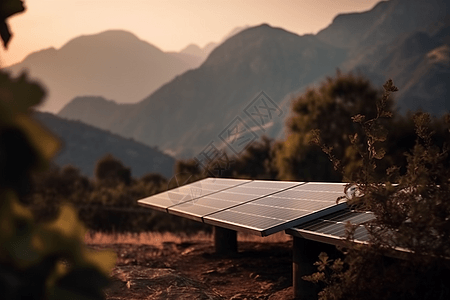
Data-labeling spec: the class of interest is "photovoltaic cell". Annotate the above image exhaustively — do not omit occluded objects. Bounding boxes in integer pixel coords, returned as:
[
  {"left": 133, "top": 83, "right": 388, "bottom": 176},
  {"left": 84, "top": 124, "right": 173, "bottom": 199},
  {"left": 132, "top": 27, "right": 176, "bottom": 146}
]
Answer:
[
  {"left": 168, "top": 179, "right": 303, "bottom": 222},
  {"left": 290, "top": 182, "right": 346, "bottom": 192},
  {"left": 202, "top": 192, "right": 257, "bottom": 202},
  {"left": 137, "top": 177, "right": 251, "bottom": 212},
  {"left": 285, "top": 209, "right": 375, "bottom": 244},
  {"left": 168, "top": 196, "right": 246, "bottom": 221}
]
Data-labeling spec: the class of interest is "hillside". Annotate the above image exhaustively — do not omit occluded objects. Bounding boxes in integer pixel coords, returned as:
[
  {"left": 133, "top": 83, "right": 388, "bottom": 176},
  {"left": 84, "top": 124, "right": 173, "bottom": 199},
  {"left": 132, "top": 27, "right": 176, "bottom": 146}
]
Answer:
[
  {"left": 317, "top": 0, "right": 450, "bottom": 114},
  {"left": 3, "top": 30, "right": 201, "bottom": 113},
  {"left": 35, "top": 111, "right": 175, "bottom": 178},
  {"left": 366, "top": 27, "right": 450, "bottom": 114},
  {"left": 59, "top": 24, "right": 347, "bottom": 158},
  {"left": 59, "top": 0, "right": 449, "bottom": 158}
]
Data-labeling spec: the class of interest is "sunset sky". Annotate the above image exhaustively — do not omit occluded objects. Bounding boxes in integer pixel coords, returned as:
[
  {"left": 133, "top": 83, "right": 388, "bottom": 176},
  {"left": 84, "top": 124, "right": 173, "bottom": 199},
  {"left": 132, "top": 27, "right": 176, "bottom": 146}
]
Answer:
[{"left": 0, "top": 0, "right": 382, "bottom": 67}]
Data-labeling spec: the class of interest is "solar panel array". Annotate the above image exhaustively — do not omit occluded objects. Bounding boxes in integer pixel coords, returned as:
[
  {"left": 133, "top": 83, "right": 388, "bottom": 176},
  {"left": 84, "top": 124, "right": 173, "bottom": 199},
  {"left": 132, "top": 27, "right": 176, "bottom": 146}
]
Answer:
[
  {"left": 285, "top": 209, "right": 375, "bottom": 245},
  {"left": 138, "top": 178, "right": 350, "bottom": 236}
]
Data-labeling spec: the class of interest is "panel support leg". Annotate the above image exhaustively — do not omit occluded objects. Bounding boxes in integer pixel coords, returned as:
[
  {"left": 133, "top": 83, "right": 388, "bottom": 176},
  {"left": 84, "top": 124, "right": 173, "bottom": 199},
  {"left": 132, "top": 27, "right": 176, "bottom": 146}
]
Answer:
[
  {"left": 213, "top": 226, "right": 237, "bottom": 255},
  {"left": 293, "top": 236, "right": 323, "bottom": 299}
]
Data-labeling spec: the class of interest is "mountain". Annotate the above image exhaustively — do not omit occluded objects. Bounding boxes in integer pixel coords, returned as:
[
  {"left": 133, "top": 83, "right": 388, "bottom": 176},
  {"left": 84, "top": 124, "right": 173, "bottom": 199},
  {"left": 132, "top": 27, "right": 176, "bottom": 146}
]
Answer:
[
  {"left": 167, "top": 51, "right": 205, "bottom": 69},
  {"left": 363, "top": 27, "right": 450, "bottom": 114},
  {"left": 317, "top": 0, "right": 450, "bottom": 114},
  {"left": 178, "top": 26, "right": 251, "bottom": 61},
  {"left": 3, "top": 26, "right": 252, "bottom": 114},
  {"left": 3, "top": 30, "right": 201, "bottom": 113},
  {"left": 179, "top": 44, "right": 211, "bottom": 58},
  {"left": 316, "top": 0, "right": 447, "bottom": 51},
  {"left": 59, "top": 24, "right": 347, "bottom": 158},
  {"left": 34, "top": 111, "right": 175, "bottom": 178},
  {"left": 59, "top": 0, "right": 449, "bottom": 158}
]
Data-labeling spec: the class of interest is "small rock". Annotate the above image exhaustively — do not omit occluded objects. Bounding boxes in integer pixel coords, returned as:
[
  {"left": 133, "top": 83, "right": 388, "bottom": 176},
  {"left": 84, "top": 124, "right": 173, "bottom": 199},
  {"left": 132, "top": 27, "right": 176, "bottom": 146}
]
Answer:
[
  {"left": 202, "top": 269, "right": 218, "bottom": 275},
  {"left": 224, "top": 265, "right": 238, "bottom": 274},
  {"left": 230, "top": 293, "right": 247, "bottom": 300},
  {"left": 181, "top": 247, "right": 194, "bottom": 255}
]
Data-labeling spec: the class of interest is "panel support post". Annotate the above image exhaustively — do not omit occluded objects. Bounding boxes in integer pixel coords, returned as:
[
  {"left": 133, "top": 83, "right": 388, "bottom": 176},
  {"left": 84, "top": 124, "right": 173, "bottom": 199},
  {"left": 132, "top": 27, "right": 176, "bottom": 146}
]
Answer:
[
  {"left": 213, "top": 226, "right": 237, "bottom": 255},
  {"left": 292, "top": 236, "right": 323, "bottom": 299}
]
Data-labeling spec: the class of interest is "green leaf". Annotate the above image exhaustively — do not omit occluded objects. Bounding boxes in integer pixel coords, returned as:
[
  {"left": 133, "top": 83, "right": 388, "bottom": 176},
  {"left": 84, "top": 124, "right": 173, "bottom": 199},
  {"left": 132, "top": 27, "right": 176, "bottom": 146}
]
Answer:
[
  {"left": 52, "top": 267, "right": 111, "bottom": 300},
  {"left": 318, "top": 252, "right": 330, "bottom": 264},
  {"left": 373, "top": 148, "right": 386, "bottom": 160},
  {"left": 383, "top": 79, "right": 398, "bottom": 92},
  {"left": 14, "top": 113, "right": 61, "bottom": 168},
  {"left": 0, "top": 0, "right": 25, "bottom": 48},
  {"left": 0, "top": 71, "right": 46, "bottom": 116},
  {"left": 44, "top": 205, "right": 86, "bottom": 241},
  {"left": 82, "top": 247, "right": 117, "bottom": 277},
  {"left": 352, "top": 114, "right": 365, "bottom": 123}
]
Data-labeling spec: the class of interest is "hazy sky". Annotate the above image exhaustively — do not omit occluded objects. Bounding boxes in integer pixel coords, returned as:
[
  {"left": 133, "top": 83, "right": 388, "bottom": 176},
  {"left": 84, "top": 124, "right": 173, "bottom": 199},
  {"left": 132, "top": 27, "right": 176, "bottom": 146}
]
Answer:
[{"left": 0, "top": 0, "right": 382, "bottom": 67}]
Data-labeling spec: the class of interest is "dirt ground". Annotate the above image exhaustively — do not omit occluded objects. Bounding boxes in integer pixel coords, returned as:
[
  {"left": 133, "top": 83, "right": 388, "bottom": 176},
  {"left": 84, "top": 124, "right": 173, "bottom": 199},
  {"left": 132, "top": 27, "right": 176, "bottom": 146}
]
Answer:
[{"left": 88, "top": 239, "right": 299, "bottom": 300}]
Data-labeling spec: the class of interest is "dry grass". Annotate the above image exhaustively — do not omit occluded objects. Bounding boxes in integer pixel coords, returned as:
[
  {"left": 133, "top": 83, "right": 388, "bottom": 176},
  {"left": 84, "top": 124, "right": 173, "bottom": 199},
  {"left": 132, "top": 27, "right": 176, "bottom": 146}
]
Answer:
[
  {"left": 84, "top": 231, "right": 291, "bottom": 248},
  {"left": 238, "top": 231, "right": 292, "bottom": 243}
]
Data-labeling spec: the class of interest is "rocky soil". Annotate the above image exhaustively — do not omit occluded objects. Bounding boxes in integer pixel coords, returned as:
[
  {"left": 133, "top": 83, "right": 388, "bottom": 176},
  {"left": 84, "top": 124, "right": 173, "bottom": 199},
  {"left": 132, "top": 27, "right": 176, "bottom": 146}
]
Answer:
[{"left": 88, "top": 239, "right": 299, "bottom": 300}]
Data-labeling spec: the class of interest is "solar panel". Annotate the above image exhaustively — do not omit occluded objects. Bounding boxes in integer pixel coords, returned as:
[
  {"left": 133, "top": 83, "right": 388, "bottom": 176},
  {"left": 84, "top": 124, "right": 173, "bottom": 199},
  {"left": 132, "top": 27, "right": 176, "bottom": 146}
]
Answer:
[
  {"left": 285, "top": 209, "right": 375, "bottom": 245},
  {"left": 167, "top": 179, "right": 303, "bottom": 222},
  {"left": 204, "top": 182, "right": 348, "bottom": 236},
  {"left": 137, "top": 177, "right": 251, "bottom": 212},
  {"left": 138, "top": 178, "right": 351, "bottom": 237}
]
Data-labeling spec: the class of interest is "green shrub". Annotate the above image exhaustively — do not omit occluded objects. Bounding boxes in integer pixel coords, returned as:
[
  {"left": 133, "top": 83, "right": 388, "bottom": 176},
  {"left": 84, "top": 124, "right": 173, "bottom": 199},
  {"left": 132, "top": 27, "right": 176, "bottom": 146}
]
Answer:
[
  {"left": 0, "top": 3, "right": 116, "bottom": 299},
  {"left": 305, "top": 79, "right": 450, "bottom": 300}
]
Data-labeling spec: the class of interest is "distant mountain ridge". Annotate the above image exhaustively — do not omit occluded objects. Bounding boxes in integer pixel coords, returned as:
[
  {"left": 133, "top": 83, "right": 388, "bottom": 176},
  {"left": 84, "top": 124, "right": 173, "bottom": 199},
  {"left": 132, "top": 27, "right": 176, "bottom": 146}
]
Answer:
[
  {"left": 2, "top": 26, "right": 251, "bottom": 113},
  {"left": 316, "top": 0, "right": 447, "bottom": 51},
  {"left": 60, "top": 0, "right": 449, "bottom": 158},
  {"left": 178, "top": 25, "right": 250, "bottom": 60},
  {"left": 60, "top": 24, "right": 348, "bottom": 158},
  {"left": 35, "top": 111, "right": 175, "bottom": 178},
  {"left": 3, "top": 30, "right": 203, "bottom": 113}
]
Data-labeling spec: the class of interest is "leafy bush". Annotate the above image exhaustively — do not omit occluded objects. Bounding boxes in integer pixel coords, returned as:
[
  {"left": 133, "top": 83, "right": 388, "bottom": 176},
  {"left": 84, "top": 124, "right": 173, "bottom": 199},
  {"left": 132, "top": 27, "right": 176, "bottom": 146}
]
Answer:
[
  {"left": 305, "top": 79, "right": 450, "bottom": 300},
  {"left": 0, "top": 3, "right": 116, "bottom": 299}
]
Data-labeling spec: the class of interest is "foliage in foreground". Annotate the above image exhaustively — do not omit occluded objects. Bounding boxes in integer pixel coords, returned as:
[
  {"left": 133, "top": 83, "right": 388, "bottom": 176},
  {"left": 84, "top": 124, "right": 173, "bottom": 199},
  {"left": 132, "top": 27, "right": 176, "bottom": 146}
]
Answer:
[
  {"left": 304, "top": 79, "right": 450, "bottom": 300},
  {"left": 0, "top": 2, "right": 116, "bottom": 299}
]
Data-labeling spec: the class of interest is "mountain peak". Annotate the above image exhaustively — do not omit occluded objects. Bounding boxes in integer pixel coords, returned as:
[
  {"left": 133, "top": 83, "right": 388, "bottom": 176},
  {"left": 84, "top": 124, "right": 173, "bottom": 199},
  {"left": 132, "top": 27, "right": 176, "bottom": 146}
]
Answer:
[
  {"left": 59, "top": 29, "right": 163, "bottom": 53},
  {"left": 5, "top": 27, "right": 200, "bottom": 112},
  {"left": 203, "top": 23, "right": 303, "bottom": 68},
  {"left": 180, "top": 44, "right": 203, "bottom": 57},
  {"left": 96, "top": 29, "right": 139, "bottom": 37}
]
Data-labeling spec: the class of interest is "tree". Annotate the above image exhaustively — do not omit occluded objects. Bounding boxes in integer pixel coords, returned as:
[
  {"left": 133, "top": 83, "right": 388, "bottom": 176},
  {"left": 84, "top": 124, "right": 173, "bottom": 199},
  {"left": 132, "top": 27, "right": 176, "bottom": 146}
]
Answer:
[
  {"left": 168, "top": 158, "right": 206, "bottom": 189},
  {"left": 230, "top": 135, "right": 278, "bottom": 179},
  {"left": 274, "top": 70, "right": 394, "bottom": 182},
  {"left": 94, "top": 154, "right": 131, "bottom": 185}
]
